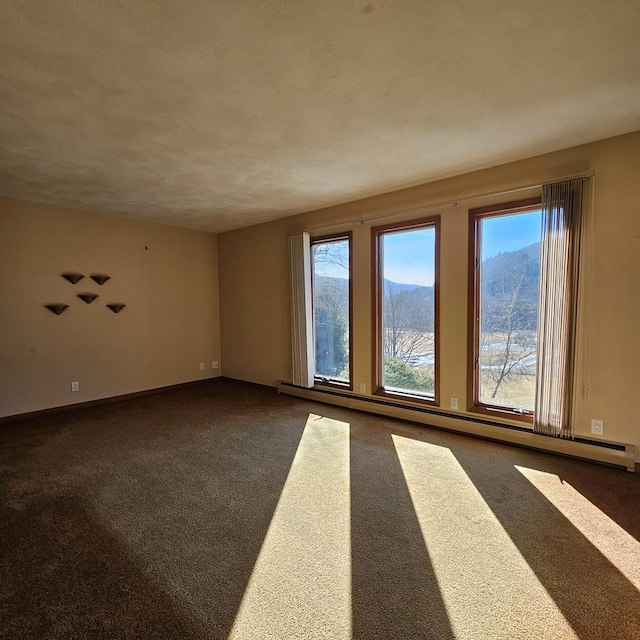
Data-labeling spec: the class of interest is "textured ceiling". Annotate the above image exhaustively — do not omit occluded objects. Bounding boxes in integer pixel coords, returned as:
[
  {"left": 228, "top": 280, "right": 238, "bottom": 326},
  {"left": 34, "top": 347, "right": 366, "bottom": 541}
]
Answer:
[{"left": 1, "top": 1, "right": 639, "bottom": 232}]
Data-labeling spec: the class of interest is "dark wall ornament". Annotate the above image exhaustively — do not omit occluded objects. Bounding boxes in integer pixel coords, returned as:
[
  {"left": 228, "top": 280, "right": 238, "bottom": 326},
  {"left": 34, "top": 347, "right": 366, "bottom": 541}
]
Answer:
[
  {"left": 45, "top": 304, "right": 69, "bottom": 315},
  {"left": 77, "top": 293, "right": 99, "bottom": 304},
  {"left": 106, "top": 303, "right": 126, "bottom": 314},
  {"left": 61, "top": 273, "right": 84, "bottom": 284},
  {"left": 90, "top": 274, "right": 111, "bottom": 285}
]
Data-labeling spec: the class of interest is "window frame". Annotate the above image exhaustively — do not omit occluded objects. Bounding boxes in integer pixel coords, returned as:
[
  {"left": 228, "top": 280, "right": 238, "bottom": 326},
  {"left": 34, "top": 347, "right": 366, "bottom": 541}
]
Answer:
[
  {"left": 467, "top": 197, "right": 542, "bottom": 423},
  {"left": 371, "top": 215, "right": 440, "bottom": 406},
  {"left": 310, "top": 232, "right": 353, "bottom": 391}
]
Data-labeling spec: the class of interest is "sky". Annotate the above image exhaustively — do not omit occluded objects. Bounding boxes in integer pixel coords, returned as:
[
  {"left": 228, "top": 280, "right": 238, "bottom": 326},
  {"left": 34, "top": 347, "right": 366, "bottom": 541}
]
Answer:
[
  {"left": 383, "top": 227, "right": 435, "bottom": 286},
  {"left": 313, "top": 209, "right": 542, "bottom": 287},
  {"left": 481, "top": 209, "right": 542, "bottom": 259},
  {"left": 383, "top": 210, "right": 542, "bottom": 286}
]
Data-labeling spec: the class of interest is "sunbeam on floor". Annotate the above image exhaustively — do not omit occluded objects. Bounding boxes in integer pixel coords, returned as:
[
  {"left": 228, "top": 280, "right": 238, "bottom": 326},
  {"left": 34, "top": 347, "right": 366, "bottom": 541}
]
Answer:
[
  {"left": 515, "top": 465, "right": 640, "bottom": 589},
  {"left": 392, "top": 434, "right": 578, "bottom": 640},
  {"left": 228, "top": 413, "right": 351, "bottom": 639}
]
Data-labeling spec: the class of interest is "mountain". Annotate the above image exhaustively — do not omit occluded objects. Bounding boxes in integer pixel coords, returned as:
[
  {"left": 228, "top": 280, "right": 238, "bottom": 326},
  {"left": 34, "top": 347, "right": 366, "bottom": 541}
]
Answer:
[
  {"left": 315, "top": 277, "right": 424, "bottom": 296},
  {"left": 314, "top": 241, "right": 540, "bottom": 334},
  {"left": 383, "top": 279, "right": 422, "bottom": 295},
  {"left": 481, "top": 242, "right": 540, "bottom": 331},
  {"left": 384, "top": 281, "right": 435, "bottom": 332}
]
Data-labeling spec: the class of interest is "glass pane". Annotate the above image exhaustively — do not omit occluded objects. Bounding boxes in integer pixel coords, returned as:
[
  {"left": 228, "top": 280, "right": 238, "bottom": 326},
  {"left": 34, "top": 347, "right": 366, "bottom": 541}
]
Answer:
[
  {"left": 312, "top": 239, "right": 350, "bottom": 382},
  {"left": 478, "top": 210, "right": 542, "bottom": 411},
  {"left": 381, "top": 227, "right": 435, "bottom": 397}
]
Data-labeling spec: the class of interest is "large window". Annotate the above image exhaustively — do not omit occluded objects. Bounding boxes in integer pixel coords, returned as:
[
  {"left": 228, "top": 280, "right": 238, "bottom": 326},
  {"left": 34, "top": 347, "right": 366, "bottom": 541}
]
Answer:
[
  {"left": 372, "top": 217, "right": 439, "bottom": 402},
  {"left": 469, "top": 199, "right": 542, "bottom": 419},
  {"left": 311, "top": 234, "right": 351, "bottom": 387}
]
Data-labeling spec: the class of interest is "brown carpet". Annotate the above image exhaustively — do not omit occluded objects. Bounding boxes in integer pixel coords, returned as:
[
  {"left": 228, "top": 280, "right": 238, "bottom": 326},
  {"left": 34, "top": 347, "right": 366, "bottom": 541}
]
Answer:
[{"left": 1, "top": 380, "right": 639, "bottom": 639}]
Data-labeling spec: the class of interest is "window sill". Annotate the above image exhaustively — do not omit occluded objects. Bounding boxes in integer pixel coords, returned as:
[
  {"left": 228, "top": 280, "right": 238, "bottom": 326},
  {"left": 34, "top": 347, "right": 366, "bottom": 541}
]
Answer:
[
  {"left": 468, "top": 403, "right": 533, "bottom": 425},
  {"left": 373, "top": 387, "right": 439, "bottom": 408},
  {"left": 314, "top": 378, "right": 352, "bottom": 392}
]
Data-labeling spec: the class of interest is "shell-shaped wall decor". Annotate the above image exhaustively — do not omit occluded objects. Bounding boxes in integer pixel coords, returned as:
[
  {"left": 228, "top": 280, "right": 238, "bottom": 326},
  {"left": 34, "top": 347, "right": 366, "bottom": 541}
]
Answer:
[
  {"left": 61, "top": 273, "right": 84, "bottom": 285},
  {"left": 106, "top": 303, "right": 126, "bottom": 314},
  {"left": 77, "top": 293, "right": 99, "bottom": 304},
  {"left": 45, "top": 303, "right": 69, "bottom": 315},
  {"left": 90, "top": 274, "right": 111, "bottom": 285}
]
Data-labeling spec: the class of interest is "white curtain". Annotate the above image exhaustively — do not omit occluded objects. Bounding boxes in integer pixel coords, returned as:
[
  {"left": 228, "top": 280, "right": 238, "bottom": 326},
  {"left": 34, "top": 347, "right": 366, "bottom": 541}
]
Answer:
[
  {"left": 289, "top": 232, "right": 315, "bottom": 388},
  {"left": 534, "top": 178, "right": 589, "bottom": 437}
]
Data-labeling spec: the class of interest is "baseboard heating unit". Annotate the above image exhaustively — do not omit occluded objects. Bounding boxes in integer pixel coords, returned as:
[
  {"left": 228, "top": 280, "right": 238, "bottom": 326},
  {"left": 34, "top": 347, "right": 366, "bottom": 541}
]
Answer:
[{"left": 278, "top": 382, "right": 636, "bottom": 472}]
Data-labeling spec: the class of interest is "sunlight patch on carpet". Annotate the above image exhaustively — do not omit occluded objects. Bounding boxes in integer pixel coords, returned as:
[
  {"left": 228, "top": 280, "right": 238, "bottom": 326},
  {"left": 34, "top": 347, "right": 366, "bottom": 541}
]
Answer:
[
  {"left": 393, "top": 435, "right": 577, "bottom": 640},
  {"left": 228, "top": 413, "right": 351, "bottom": 639},
  {"left": 516, "top": 465, "right": 640, "bottom": 589}
]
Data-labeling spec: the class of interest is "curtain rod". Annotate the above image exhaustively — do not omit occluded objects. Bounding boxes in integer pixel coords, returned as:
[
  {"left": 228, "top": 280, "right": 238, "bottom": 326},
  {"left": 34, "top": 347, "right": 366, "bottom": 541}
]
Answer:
[{"left": 310, "top": 170, "right": 594, "bottom": 233}]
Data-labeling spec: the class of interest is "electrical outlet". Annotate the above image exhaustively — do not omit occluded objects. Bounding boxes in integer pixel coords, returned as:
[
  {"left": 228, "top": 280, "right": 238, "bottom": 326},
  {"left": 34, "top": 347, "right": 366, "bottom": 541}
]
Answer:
[
  {"left": 212, "top": 361, "right": 219, "bottom": 369},
  {"left": 450, "top": 396, "right": 459, "bottom": 410},
  {"left": 359, "top": 383, "right": 366, "bottom": 393},
  {"left": 71, "top": 381, "right": 79, "bottom": 392},
  {"left": 199, "top": 362, "right": 206, "bottom": 371},
  {"left": 591, "top": 419, "right": 604, "bottom": 436}
]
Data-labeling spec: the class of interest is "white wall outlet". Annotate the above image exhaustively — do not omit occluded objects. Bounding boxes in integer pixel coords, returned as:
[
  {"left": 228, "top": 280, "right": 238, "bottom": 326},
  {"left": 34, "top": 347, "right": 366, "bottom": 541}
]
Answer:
[
  {"left": 450, "top": 396, "right": 459, "bottom": 410},
  {"left": 212, "top": 361, "right": 219, "bottom": 369},
  {"left": 359, "top": 383, "right": 366, "bottom": 393},
  {"left": 591, "top": 419, "right": 604, "bottom": 436},
  {"left": 71, "top": 381, "right": 79, "bottom": 392},
  {"left": 199, "top": 362, "right": 206, "bottom": 371}
]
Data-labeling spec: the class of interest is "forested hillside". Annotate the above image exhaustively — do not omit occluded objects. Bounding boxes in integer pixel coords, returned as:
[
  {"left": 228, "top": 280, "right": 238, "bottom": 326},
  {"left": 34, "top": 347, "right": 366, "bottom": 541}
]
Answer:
[
  {"left": 313, "top": 241, "right": 540, "bottom": 397},
  {"left": 481, "top": 242, "right": 540, "bottom": 332}
]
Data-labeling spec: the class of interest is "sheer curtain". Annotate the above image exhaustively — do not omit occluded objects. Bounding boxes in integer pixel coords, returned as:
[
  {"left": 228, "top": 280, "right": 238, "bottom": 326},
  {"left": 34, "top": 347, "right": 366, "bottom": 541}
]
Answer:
[
  {"left": 534, "top": 178, "right": 590, "bottom": 437},
  {"left": 289, "top": 232, "right": 315, "bottom": 387}
]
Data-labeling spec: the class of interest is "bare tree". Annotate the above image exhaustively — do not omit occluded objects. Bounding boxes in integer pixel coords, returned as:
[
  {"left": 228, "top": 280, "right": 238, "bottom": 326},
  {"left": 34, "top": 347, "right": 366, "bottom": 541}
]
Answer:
[
  {"left": 381, "top": 281, "right": 435, "bottom": 393},
  {"left": 312, "top": 241, "right": 349, "bottom": 378},
  {"left": 480, "top": 252, "right": 537, "bottom": 401},
  {"left": 314, "top": 276, "right": 349, "bottom": 377},
  {"left": 312, "top": 242, "right": 348, "bottom": 273},
  {"left": 383, "top": 281, "right": 434, "bottom": 365}
]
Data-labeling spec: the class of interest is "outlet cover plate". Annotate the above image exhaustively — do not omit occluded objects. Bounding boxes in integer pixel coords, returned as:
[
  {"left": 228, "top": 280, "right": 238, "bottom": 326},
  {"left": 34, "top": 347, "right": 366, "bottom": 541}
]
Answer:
[{"left": 591, "top": 419, "right": 604, "bottom": 435}]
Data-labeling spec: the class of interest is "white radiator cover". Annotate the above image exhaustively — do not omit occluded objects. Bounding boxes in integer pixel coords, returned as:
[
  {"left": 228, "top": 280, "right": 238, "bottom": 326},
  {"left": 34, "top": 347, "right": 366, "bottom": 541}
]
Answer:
[{"left": 278, "top": 382, "right": 635, "bottom": 471}]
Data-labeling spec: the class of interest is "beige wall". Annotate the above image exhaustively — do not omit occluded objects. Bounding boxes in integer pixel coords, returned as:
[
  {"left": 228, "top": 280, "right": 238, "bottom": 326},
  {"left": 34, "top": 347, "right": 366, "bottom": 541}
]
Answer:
[
  {"left": 0, "top": 198, "right": 221, "bottom": 417},
  {"left": 219, "top": 131, "right": 640, "bottom": 459}
]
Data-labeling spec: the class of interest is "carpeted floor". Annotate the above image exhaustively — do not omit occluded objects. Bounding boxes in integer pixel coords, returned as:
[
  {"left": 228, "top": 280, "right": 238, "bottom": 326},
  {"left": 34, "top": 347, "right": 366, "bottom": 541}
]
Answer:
[{"left": 1, "top": 380, "right": 639, "bottom": 639}]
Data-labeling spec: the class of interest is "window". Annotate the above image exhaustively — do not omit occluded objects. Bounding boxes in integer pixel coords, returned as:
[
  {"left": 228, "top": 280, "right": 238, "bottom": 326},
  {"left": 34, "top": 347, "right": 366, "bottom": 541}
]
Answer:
[
  {"left": 311, "top": 233, "right": 352, "bottom": 387},
  {"left": 372, "top": 217, "right": 439, "bottom": 402},
  {"left": 468, "top": 198, "right": 542, "bottom": 420}
]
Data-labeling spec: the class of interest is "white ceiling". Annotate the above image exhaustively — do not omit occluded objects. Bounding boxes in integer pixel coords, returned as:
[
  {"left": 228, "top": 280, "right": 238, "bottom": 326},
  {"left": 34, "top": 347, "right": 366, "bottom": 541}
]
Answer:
[{"left": 1, "top": 0, "right": 639, "bottom": 233}]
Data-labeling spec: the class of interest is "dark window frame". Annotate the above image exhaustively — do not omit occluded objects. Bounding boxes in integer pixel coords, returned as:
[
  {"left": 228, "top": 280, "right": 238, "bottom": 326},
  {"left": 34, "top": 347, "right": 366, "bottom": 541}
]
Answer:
[
  {"left": 467, "top": 198, "right": 542, "bottom": 423},
  {"left": 371, "top": 216, "right": 440, "bottom": 406},
  {"left": 310, "top": 232, "right": 353, "bottom": 391}
]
